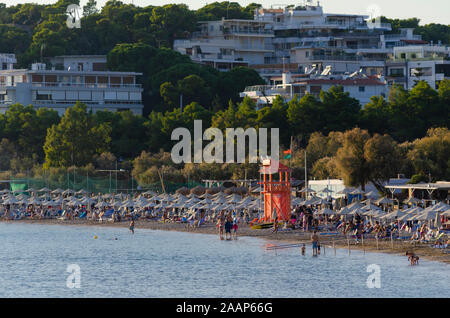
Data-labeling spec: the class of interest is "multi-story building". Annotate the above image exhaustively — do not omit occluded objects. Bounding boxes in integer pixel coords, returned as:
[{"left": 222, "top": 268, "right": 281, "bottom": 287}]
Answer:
[
  {"left": 175, "top": 1, "right": 440, "bottom": 87},
  {"left": 0, "top": 55, "right": 144, "bottom": 115},
  {"left": 174, "top": 18, "right": 274, "bottom": 71},
  {"left": 0, "top": 53, "right": 16, "bottom": 70},
  {"left": 385, "top": 45, "right": 450, "bottom": 90},
  {"left": 240, "top": 71, "right": 388, "bottom": 108}
]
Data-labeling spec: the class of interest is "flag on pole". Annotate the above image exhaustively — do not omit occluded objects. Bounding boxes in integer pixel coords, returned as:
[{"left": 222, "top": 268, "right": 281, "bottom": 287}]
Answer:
[{"left": 283, "top": 149, "right": 291, "bottom": 159}]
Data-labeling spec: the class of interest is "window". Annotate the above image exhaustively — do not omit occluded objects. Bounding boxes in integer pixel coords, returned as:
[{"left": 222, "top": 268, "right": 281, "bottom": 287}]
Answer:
[
  {"left": 97, "top": 76, "right": 108, "bottom": 88},
  {"left": 310, "top": 85, "right": 321, "bottom": 93},
  {"left": 92, "top": 63, "right": 106, "bottom": 71},
  {"left": 389, "top": 68, "right": 404, "bottom": 77},
  {"left": 36, "top": 93, "right": 51, "bottom": 100},
  {"left": 436, "top": 64, "right": 450, "bottom": 77},
  {"left": 410, "top": 67, "right": 432, "bottom": 77},
  {"left": 110, "top": 77, "right": 121, "bottom": 87},
  {"left": 359, "top": 86, "right": 365, "bottom": 92},
  {"left": 32, "top": 74, "right": 43, "bottom": 83}
]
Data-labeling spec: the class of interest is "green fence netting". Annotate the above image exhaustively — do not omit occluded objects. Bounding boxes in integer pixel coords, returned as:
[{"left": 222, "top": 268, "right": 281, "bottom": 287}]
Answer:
[{"left": 9, "top": 173, "right": 203, "bottom": 194}]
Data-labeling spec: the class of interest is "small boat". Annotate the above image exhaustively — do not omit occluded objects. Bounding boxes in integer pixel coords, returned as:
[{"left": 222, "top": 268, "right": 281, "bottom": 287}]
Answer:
[{"left": 251, "top": 222, "right": 274, "bottom": 230}]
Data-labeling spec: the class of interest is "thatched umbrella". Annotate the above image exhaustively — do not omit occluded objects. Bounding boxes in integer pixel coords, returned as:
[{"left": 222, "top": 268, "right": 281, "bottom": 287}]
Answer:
[
  {"left": 224, "top": 187, "right": 236, "bottom": 194},
  {"left": 176, "top": 187, "right": 190, "bottom": 196},
  {"left": 235, "top": 186, "right": 249, "bottom": 195},
  {"left": 190, "top": 185, "right": 205, "bottom": 196}
]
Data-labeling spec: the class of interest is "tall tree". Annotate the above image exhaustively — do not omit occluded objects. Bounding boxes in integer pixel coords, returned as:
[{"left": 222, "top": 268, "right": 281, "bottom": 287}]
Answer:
[{"left": 43, "top": 102, "right": 111, "bottom": 167}]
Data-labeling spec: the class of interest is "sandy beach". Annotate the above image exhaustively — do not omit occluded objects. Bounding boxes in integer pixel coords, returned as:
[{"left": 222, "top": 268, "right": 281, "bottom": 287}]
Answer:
[{"left": 2, "top": 218, "right": 449, "bottom": 265}]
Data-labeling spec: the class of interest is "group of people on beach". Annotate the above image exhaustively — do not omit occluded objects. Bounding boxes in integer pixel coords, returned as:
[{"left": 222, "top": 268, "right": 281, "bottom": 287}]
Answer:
[{"left": 216, "top": 211, "right": 239, "bottom": 240}]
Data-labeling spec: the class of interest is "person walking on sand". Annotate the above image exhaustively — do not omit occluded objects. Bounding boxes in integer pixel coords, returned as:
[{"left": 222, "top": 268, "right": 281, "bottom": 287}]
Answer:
[
  {"left": 311, "top": 230, "right": 319, "bottom": 256},
  {"left": 129, "top": 220, "right": 135, "bottom": 234}
]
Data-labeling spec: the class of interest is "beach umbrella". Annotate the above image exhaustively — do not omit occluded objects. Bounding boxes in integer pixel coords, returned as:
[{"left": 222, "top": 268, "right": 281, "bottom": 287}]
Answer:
[
  {"left": 42, "top": 200, "right": 58, "bottom": 207},
  {"left": 315, "top": 207, "right": 335, "bottom": 215},
  {"left": 299, "top": 187, "right": 316, "bottom": 194},
  {"left": 52, "top": 197, "right": 64, "bottom": 206},
  {"left": 174, "top": 193, "right": 188, "bottom": 201},
  {"left": 27, "top": 197, "right": 42, "bottom": 205},
  {"left": 238, "top": 197, "right": 254, "bottom": 205},
  {"left": 142, "top": 190, "right": 158, "bottom": 196},
  {"left": 380, "top": 210, "right": 406, "bottom": 220},
  {"left": 51, "top": 188, "right": 64, "bottom": 194},
  {"left": 319, "top": 187, "right": 334, "bottom": 194},
  {"left": 199, "top": 198, "right": 213, "bottom": 205},
  {"left": 76, "top": 189, "right": 88, "bottom": 195},
  {"left": 291, "top": 197, "right": 304, "bottom": 207},
  {"left": 62, "top": 189, "right": 75, "bottom": 196},
  {"left": 336, "top": 187, "right": 354, "bottom": 195},
  {"left": 364, "top": 190, "right": 378, "bottom": 198},
  {"left": 398, "top": 211, "right": 419, "bottom": 221},
  {"left": 376, "top": 197, "right": 394, "bottom": 205},
  {"left": 350, "top": 188, "right": 364, "bottom": 195},
  {"left": 442, "top": 210, "right": 450, "bottom": 217},
  {"left": 38, "top": 187, "right": 51, "bottom": 192},
  {"left": 121, "top": 200, "right": 135, "bottom": 208},
  {"left": 26, "top": 188, "right": 37, "bottom": 193},
  {"left": 212, "top": 196, "right": 228, "bottom": 204},
  {"left": 429, "top": 202, "right": 450, "bottom": 212},
  {"left": 95, "top": 201, "right": 110, "bottom": 208},
  {"left": 0, "top": 189, "right": 11, "bottom": 194},
  {"left": 68, "top": 198, "right": 82, "bottom": 206},
  {"left": 81, "top": 197, "right": 96, "bottom": 205},
  {"left": 227, "top": 194, "right": 242, "bottom": 202},
  {"left": 347, "top": 201, "right": 364, "bottom": 211},
  {"left": 110, "top": 201, "right": 122, "bottom": 208},
  {"left": 2, "top": 197, "right": 19, "bottom": 205},
  {"left": 414, "top": 210, "right": 441, "bottom": 221},
  {"left": 403, "top": 196, "right": 420, "bottom": 204}
]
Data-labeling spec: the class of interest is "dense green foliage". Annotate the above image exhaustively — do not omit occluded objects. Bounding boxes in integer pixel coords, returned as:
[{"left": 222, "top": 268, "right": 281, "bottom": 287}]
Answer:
[
  {"left": 0, "top": 1, "right": 449, "bottom": 189},
  {"left": 0, "top": 79, "right": 448, "bottom": 189}
]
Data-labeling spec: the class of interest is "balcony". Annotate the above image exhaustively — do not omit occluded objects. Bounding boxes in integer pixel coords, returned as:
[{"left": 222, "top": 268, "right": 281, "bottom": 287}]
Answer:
[
  {"left": 30, "top": 82, "right": 142, "bottom": 89},
  {"left": 307, "top": 54, "right": 385, "bottom": 62},
  {"left": 224, "top": 29, "right": 274, "bottom": 36}
]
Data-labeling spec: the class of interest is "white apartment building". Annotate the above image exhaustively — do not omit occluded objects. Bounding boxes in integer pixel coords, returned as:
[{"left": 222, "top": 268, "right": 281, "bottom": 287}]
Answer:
[
  {"left": 0, "top": 53, "right": 16, "bottom": 70},
  {"left": 386, "top": 45, "right": 450, "bottom": 90},
  {"left": 240, "top": 71, "right": 388, "bottom": 108},
  {"left": 175, "top": 1, "right": 438, "bottom": 86},
  {"left": 0, "top": 55, "right": 144, "bottom": 115},
  {"left": 174, "top": 18, "right": 274, "bottom": 71}
]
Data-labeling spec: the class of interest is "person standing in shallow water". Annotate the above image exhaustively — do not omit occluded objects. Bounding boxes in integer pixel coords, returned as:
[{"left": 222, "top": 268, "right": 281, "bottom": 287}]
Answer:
[
  {"left": 129, "top": 220, "right": 135, "bottom": 234},
  {"left": 311, "top": 230, "right": 319, "bottom": 256}
]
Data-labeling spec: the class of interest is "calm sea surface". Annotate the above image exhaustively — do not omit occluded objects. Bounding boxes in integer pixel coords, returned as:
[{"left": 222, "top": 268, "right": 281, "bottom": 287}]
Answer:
[{"left": 0, "top": 223, "right": 449, "bottom": 298}]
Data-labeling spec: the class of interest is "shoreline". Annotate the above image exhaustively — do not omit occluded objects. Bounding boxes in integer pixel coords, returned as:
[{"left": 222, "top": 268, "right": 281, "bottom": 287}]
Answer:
[{"left": 2, "top": 218, "right": 449, "bottom": 265}]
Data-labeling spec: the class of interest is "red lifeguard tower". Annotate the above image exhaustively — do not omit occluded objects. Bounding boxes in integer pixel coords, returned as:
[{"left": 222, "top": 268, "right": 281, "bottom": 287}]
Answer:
[{"left": 259, "top": 158, "right": 291, "bottom": 222}]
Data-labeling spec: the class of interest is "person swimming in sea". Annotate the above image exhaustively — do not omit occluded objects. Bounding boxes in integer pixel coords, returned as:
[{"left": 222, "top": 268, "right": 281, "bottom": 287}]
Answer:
[
  {"left": 301, "top": 243, "right": 306, "bottom": 256},
  {"left": 129, "top": 220, "right": 135, "bottom": 234}
]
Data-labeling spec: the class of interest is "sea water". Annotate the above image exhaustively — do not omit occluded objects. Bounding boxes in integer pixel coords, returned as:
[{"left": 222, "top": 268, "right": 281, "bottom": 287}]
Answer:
[{"left": 0, "top": 223, "right": 448, "bottom": 298}]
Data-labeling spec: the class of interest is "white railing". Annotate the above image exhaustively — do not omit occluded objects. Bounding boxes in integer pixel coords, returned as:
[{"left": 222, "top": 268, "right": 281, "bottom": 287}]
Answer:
[{"left": 31, "top": 82, "right": 142, "bottom": 89}]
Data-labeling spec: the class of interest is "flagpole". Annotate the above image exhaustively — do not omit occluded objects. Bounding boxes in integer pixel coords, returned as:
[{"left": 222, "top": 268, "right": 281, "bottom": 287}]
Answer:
[
  {"left": 289, "top": 135, "right": 293, "bottom": 168},
  {"left": 305, "top": 149, "right": 308, "bottom": 200}
]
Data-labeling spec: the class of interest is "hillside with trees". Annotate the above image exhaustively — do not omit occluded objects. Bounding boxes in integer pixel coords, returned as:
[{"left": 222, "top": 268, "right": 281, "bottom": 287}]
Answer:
[{"left": 0, "top": 1, "right": 449, "bottom": 191}]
